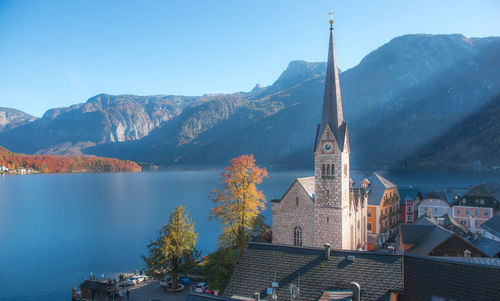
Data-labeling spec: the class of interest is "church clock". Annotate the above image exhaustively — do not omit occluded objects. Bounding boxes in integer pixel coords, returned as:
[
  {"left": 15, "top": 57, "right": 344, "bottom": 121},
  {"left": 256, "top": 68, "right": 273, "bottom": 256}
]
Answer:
[{"left": 322, "top": 141, "right": 334, "bottom": 153}]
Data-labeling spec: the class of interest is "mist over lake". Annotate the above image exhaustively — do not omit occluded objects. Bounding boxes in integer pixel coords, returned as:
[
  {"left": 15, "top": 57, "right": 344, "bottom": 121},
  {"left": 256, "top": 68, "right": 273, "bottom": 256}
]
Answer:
[{"left": 1, "top": 169, "right": 499, "bottom": 300}]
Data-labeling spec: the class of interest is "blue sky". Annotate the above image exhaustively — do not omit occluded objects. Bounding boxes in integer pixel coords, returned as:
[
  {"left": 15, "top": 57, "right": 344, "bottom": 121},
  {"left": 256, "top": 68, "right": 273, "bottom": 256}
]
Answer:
[{"left": 1, "top": 0, "right": 499, "bottom": 117}]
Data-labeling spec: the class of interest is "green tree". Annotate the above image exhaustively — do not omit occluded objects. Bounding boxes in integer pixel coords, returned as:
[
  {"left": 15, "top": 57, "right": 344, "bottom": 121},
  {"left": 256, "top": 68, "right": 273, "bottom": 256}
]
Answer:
[
  {"left": 142, "top": 205, "right": 199, "bottom": 289},
  {"left": 203, "top": 247, "right": 239, "bottom": 293},
  {"left": 210, "top": 154, "right": 268, "bottom": 256}
]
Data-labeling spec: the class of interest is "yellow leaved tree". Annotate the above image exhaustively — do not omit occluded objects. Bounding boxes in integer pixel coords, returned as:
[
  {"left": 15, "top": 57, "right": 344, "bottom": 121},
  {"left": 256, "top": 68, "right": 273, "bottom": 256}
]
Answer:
[{"left": 210, "top": 154, "right": 268, "bottom": 257}]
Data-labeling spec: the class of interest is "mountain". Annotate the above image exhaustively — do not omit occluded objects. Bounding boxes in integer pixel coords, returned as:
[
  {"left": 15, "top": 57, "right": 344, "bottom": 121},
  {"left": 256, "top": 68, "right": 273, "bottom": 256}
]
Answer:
[
  {"left": 1, "top": 34, "right": 500, "bottom": 170},
  {"left": 0, "top": 107, "right": 38, "bottom": 132},
  {"left": 0, "top": 94, "right": 196, "bottom": 155},
  {"left": 402, "top": 94, "right": 500, "bottom": 170}
]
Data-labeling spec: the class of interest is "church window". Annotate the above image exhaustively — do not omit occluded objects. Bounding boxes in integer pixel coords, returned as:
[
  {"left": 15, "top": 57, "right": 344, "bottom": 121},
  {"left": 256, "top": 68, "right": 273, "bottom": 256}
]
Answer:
[
  {"left": 322, "top": 164, "right": 325, "bottom": 176},
  {"left": 367, "top": 209, "right": 372, "bottom": 217},
  {"left": 327, "top": 164, "right": 330, "bottom": 176},
  {"left": 293, "top": 226, "right": 303, "bottom": 246},
  {"left": 296, "top": 197, "right": 299, "bottom": 207},
  {"left": 331, "top": 164, "right": 334, "bottom": 176}
]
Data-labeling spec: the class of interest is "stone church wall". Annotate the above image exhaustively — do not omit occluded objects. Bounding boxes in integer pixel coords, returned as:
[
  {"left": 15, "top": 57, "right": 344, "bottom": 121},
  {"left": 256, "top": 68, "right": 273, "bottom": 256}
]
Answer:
[{"left": 271, "top": 181, "right": 314, "bottom": 246}]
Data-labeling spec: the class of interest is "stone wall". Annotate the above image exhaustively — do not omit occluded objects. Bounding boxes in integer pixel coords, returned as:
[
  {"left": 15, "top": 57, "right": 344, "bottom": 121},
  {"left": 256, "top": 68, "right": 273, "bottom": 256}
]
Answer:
[{"left": 271, "top": 181, "right": 314, "bottom": 246}]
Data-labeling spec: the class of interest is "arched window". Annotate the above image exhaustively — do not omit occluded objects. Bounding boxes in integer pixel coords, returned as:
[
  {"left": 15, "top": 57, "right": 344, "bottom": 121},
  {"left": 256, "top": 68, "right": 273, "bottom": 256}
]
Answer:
[
  {"left": 326, "top": 164, "right": 330, "bottom": 176},
  {"left": 293, "top": 226, "right": 303, "bottom": 246},
  {"left": 322, "top": 164, "right": 325, "bottom": 176}
]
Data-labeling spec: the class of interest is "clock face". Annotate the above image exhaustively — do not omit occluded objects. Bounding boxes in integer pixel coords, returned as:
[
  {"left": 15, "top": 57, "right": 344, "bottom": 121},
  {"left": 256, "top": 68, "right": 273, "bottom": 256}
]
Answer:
[{"left": 322, "top": 141, "right": 334, "bottom": 153}]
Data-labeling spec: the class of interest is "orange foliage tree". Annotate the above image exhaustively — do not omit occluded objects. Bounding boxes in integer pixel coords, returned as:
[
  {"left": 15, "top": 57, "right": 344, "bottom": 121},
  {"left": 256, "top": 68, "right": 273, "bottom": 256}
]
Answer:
[
  {"left": 210, "top": 154, "right": 268, "bottom": 256},
  {"left": 0, "top": 146, "right": 141, "bottom": 173}
]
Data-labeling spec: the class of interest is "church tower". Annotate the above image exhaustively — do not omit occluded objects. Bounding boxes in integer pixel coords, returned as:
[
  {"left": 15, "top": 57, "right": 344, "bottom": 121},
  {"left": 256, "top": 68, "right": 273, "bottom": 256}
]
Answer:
[{"left": 313, "top": 17, "right": 351, "bottom": 249}]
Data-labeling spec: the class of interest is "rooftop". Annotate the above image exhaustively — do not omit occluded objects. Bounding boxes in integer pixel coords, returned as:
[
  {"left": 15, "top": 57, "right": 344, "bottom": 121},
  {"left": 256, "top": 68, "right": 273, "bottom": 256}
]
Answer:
[
  {"left": 481, "top": 214, "right": 500, "bottom": 238},
  {"left": 224, "top": 243, "right": 403, "bottom": 301}
]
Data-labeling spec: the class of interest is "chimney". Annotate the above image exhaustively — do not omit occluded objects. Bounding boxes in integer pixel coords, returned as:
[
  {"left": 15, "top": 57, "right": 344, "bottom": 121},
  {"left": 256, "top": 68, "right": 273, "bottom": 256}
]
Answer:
[
  {"left": 254, "top": 292, "right": 260, "bottom": 301},
  {"left": 464, "top": 249, "right": 471, "bottom": 257},
  {"left": 349, "top": 282, "right": 361, "bottom": 301},
  {"left": 324, "top": 243, "right": 331, "bottom": 260}
]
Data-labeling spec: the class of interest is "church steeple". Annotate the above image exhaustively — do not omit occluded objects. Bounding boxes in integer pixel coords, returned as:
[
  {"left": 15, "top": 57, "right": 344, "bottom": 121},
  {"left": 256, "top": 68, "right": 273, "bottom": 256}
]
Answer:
[
  {"left": 314, "top": 16, "right": 346, "bottom": 151},
  {"left": 322, "top": 19, "right": 343, "bottom": 128}
]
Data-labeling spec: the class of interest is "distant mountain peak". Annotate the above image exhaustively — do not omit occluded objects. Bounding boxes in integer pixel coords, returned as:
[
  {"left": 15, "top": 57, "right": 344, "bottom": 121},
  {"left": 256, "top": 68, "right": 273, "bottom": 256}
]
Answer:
[{"left": 271, "top": 60, "right": 326, "bottom": 91}]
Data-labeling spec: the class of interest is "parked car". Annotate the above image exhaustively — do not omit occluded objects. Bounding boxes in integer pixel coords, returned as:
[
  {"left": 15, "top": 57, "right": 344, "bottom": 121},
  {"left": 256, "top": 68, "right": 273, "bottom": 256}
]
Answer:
[
  {"left": 204, "top": 287, "right": 214, "bottom": 294},
  {"left": 194, "top": 282, "right": 208, "bottom": 293},
  {"left": 160, "top": 275, "right": 190, "bottom": 288},
  {"left": 127, "top": 275, "right": 148, "bottom": 285}
]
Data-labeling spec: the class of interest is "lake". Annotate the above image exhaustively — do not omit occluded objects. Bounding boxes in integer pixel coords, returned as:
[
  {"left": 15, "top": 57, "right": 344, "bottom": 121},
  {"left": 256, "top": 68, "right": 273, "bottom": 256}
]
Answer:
[{"left": 1, "top": 169, "right": 499, "bottom": 300}]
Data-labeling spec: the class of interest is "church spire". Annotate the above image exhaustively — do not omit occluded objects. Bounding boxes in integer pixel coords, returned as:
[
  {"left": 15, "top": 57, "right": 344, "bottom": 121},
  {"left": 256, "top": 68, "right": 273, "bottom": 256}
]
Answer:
[
  {"left": 321, "top": 14, "right": 343, "bottom": 128},
  {"left": 314, "top": 15, "right": 347, "bottom": 152}
]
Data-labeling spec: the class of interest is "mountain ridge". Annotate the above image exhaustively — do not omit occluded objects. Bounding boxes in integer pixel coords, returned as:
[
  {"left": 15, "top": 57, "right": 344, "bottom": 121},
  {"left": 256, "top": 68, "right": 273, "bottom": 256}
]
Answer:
[{"left": 1, "top": 33, "right": 499, "bottom": 171}]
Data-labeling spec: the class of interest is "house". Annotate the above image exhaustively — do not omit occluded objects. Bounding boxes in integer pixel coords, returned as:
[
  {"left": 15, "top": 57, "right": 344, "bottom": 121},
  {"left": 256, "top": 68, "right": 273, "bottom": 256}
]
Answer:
[
  {"left": 455, "top": 182, "right": 500, "bottom": 213},
  {"left": 79, "top": 280, "right": 118, "bottom": 300},
  {"left": 350, "top": 171, "right": 400, "bottom": 250},
  {"left": 398, "top": 223, "right": 487, "bottom": 257},
  {"left": 481, "top": 214, "right": 500, "bottom": 241},
  {"left": 220, "top": 242, "right": 500, "bottom": 301},
  {"left": 413, "top": 213, "right": 470, "bottom": 237},
  {"left": 451, "top": 205, "right": 493, "bottom": 234},
  {"left": 417, "top": 191, "right": 451, "bottom": 218},
  {"left": 398, "top": 188, "right": 421, "bottom": 224}
]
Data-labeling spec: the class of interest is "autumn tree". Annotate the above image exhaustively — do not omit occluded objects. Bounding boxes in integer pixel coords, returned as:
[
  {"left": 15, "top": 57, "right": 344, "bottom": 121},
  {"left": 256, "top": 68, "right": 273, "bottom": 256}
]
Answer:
[
  {"left": 142, "top": 205, "right": 199, "bottom": 290},
  {"left": 210, "top": 154, "right": 268, "bottom": 256}
]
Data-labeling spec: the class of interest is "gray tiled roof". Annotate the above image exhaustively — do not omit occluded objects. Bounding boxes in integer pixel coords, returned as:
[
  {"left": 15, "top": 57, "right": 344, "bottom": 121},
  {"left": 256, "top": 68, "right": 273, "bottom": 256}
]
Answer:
[
  {"left": 423, "top": 190, "right": 448, "bottom": 202},
  {"left": 472, "top": 236, "right": 500, "bottom": 257},
  {"left": 224, "top": 243, "right": 403, "bottom": 301},
  {"left": 400, "top": 224, "right": 435, "bottom": 245},
  {"left": 405, "top": 225, "right": 453, "bottom": 256},
  {"left": 414, "top": 214, "right": 470, "bottom": 235},
  {"left": 481, "top": 215, "right": 500, "bottom": 238},
  {"left": 350, "top": 171, "right": 397, "bottom": 206},
  {"left": 441, "top": 256, "right": 500, "bottom": 266},
  {"left": 481, "top": 182, "right": 500, "bottom": 201},
  {"left": 401, "top": 254, "right": 500, "bottom": 301},
  {"left": 186, "top": 293, "right": 235, "bottom": 301}
]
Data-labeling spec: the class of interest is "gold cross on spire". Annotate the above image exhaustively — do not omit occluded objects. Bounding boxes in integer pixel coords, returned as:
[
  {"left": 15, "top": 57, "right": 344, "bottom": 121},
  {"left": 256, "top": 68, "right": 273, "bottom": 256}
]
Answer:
[{"left": 328, "top": 10, "right": 334, "bottom": 28}]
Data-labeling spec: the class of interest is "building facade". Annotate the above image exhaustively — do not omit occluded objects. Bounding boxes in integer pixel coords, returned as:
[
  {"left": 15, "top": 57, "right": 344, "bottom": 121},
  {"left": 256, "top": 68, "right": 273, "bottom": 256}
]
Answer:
[
  {"left": 452, "top": 206, "right": 493, "bottom": 234},
  {"left": 271, "top": 21, "right": 366, "bottom": 250},
  {"left": 455, "top": 183, "right": 500, "bottom": 213},
  {"left": 417, "top": 191, "right": 451, "bottom": 218},
  {"left": 350, "top": 172, "right": 399, "bottom": 250}
]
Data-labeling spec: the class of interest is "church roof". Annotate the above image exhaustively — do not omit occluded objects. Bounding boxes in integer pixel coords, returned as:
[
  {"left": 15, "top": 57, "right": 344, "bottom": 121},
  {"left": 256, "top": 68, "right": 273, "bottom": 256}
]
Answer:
[
  {"left": 297, "top": 176, "right": 315, "bottom": 199},
  {"left": 314, "top": 25, "right": 347, "bottom": 152}
]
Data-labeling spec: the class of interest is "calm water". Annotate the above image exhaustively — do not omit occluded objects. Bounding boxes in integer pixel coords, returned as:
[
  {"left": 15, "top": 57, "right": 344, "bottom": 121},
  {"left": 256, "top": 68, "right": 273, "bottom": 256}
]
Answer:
[{"left": 1, "top": 169, "right": 499, "bottom": 301}]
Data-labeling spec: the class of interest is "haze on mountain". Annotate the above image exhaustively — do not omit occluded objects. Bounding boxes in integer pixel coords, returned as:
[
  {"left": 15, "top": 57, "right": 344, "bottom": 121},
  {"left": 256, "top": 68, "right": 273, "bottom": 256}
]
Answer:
[{"left": 1, "top": 33, "right": 499, "bottom": 171}]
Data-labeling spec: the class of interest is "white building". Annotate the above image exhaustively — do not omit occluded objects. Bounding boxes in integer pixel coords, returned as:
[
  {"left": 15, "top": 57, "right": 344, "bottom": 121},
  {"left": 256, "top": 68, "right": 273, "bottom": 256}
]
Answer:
[{"left": 417, "top": 191, "right": 451, "bottom": 218}]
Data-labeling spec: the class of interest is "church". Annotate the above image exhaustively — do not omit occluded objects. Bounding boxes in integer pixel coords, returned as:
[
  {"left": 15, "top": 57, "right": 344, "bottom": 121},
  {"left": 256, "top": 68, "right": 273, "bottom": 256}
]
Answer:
[{"left": 271, "top": 19, "right": 367, "bottom": 250}]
